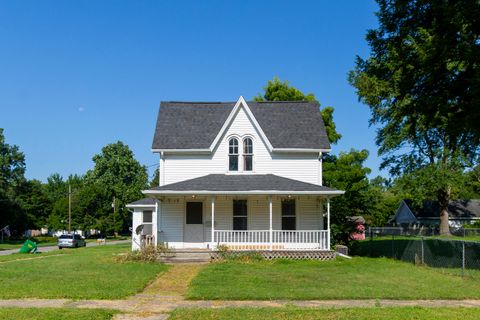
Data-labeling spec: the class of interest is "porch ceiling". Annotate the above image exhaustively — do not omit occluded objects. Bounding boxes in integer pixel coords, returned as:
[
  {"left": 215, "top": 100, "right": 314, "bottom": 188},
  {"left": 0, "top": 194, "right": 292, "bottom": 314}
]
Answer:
[{"left": 143, "top": 174, "right": 344, "bottom": 196}]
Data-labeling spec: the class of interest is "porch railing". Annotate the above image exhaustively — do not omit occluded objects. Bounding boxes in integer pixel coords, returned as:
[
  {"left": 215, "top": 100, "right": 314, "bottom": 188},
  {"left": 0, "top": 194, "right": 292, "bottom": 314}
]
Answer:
[{"left": 214, "top": 230, "right": 329, "bottom": 251}]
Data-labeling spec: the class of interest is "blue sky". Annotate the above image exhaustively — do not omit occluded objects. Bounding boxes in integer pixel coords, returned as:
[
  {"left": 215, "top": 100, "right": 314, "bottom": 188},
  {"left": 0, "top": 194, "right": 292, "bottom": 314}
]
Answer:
[{"left": 0, "top": 0, "right": 382, "bottom": 182}]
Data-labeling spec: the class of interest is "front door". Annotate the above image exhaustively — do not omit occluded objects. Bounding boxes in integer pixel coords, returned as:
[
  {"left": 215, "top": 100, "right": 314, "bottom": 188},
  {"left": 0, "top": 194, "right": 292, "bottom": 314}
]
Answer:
[{"left": 184, "top": 202, "right": 204, "bottom": 247}]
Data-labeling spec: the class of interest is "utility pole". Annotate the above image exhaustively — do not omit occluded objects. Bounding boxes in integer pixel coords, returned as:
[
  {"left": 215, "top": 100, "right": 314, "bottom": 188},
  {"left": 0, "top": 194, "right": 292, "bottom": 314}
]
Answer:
[
  {"left": 68, "top": 184, "right": 72, "bottom": 233},
  {"left": 112, "top": 196, "right": 116, "bottom": 236}
]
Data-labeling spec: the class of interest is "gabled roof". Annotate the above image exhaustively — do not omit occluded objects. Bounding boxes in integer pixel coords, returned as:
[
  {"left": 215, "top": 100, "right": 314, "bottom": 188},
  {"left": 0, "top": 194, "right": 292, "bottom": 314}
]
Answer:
[
  {"left": 152, "top": 97, "right": 331, "bottom": 152},
  {"left": 143, "top": 174, "right": 344, "bottom": 195},
  {"left": 403, "top": 199, "right": 480, "bottom": 219}
]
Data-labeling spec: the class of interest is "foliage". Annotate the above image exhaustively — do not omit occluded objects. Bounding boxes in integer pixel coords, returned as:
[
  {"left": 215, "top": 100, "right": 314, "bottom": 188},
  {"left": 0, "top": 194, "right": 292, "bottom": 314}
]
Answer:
[
  {"left": 116, "top": 244, "right": 172, "bottom": 263},
  {"left": 323, "top": 149, "right": 372, "bottom": 244},
  {"left": 254, "top": 77, "right": 341, "bottom": 144},
  {"left": 149, "top": 167, "right": 160, "bottom": 188},
  {"left": 0, "top": 128, "right": 27, "bottom": 235},
  {"left": 85, "top": 141, "right": 148, "bottom": 234},
  {"left": 215, "top": 246, "right": 264, "bottom": 263},
  {"left": 349, "top": 0, "right": 480, "bottom": 234}
]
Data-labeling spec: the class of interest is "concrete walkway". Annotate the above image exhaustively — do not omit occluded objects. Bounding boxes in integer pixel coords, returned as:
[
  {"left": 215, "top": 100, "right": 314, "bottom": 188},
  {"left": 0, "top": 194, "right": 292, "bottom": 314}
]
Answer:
[
  {"left": 1, "top": 298, "right": 480, "bottom": 312},
  {"left": 0, "top": 239, "right": 130, "bottom": 256}
]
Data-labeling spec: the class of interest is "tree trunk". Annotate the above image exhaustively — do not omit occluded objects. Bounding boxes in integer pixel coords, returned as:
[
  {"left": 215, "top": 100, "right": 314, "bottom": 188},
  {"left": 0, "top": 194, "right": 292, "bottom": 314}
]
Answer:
[
  {"left": 439, "top": 207, "right": 450, "bottom": 236},
  {"left": 438, "top": 187, "right": 451, "bottom": 236}
]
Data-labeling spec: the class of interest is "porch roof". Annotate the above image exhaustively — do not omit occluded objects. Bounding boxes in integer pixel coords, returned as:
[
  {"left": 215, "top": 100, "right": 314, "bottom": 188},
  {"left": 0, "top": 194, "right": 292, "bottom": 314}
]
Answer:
[
  {"left": 126, "top": 197, "right": 158, "bottom": 208},
  {"left": 143, "top": 174, "right": 344, "bottom": 196}
]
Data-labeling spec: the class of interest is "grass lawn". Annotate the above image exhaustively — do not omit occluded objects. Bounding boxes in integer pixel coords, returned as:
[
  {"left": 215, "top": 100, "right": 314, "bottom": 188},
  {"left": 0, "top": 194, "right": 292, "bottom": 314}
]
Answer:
[
  {"left": 0, "top": 243, "right": 168, "bottom": 299},
  {"left": 0, "top": 240, "right": 57, "bottom": 251},
  {"left": 187, "top": 257, "right": 480, "bottom": 300},
  {"left": 0, "top": 308, "right": 116, "bottom": 320},
  {"left": 169, "top": 307, "right": 480, "bottom": 320}
]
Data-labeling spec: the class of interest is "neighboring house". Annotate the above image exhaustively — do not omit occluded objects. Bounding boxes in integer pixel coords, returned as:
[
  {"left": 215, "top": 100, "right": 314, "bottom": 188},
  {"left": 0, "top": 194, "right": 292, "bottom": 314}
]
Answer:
[
  {"left": 390, "top": 199, "right": 480, "bottom": 227},
  {"left": 127, "top": 97, "right": 344, "bottom": 251}
]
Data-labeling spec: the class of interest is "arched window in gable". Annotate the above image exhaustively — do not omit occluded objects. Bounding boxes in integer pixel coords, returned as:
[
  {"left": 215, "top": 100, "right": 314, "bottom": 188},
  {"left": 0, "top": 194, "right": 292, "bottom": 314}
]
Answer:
[
  {"left": 228, "top": 138, "right": 239, "bottom": 171},
  {"left": 243, "top": 138, "right": 253, "bottom": 171}
]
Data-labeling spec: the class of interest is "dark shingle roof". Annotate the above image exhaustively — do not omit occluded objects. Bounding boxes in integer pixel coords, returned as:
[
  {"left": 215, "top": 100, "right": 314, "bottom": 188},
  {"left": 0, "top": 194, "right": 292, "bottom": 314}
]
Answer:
[
  {"left": 151, "top": 100, "right": 331, "bottom": 150},
  {"left": 147, "top": 174, "right": 341, "bottom": 193},
  {"left": 405, "top": 199, "right": 480, "bottom": 218},
  {"left": 126, "top": 198, "right": 158, "bottom": 206}
]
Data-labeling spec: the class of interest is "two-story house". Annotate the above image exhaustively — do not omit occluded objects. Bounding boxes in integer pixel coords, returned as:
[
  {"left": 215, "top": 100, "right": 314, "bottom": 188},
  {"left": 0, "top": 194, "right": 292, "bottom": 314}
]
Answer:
[{"left": 127, "top": 97, "right": 344, "bottom": 252}]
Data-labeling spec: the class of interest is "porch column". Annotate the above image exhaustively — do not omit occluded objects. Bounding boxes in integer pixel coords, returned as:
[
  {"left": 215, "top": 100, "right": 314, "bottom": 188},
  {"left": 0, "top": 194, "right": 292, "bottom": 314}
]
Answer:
[
  {"left": 211, "top": 196, "right": 215, "bottom": 249},
  {"left": 327, "top": 198, "right": 331, "bottom": 250},
  {"left": 153, "top": 201, "right": 158, "bottom": 247},
  {"left": 269, "top": 195, "right": 273, "bottom": 251}
]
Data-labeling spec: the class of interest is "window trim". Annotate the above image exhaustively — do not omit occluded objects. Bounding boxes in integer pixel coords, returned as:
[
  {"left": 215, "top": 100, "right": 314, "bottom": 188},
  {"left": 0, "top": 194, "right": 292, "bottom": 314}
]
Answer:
[
  {"left": 281, "top": 199, "right": 296, "bottom": 230},
  {"left": 243, "top": 137, "right": 253, "bottom": 171},
  {"left": 142, "top": 210, "right": 153, "bottom": 224},
  {"left": 228, "top": 137, "right": 239, "bottom": 171},
  {"left": 233, "top": 199, "right": 248, "bottom": 230}
]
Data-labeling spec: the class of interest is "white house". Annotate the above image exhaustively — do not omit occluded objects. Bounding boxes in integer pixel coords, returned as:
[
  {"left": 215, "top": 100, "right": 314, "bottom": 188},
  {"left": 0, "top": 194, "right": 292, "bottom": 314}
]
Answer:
[{"left": 127, "top": 97, "right": 344, "bottom": 251}]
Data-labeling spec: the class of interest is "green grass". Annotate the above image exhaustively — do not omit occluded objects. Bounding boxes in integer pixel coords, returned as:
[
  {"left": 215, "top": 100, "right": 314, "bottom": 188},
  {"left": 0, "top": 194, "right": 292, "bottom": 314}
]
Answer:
[
  {"left": 169, "top": 307, "right": 480, "bottom": 320},
  {"left": 0, "top": 308, "right": 116, "bottom": 320},
  {"left": 187, "top": 257, "right": 480, "bottom": 300},
  {"left": 0, "top": 243, "right": 168, "bottom": 299},
  {"left": 0, "top": 238, "right": 57, "bottom": 251}
]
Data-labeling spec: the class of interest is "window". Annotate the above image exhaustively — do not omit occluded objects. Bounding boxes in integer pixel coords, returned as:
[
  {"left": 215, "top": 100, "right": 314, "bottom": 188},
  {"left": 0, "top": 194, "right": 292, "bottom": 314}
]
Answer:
[
  {"left": 143, "top": 210, "right": 153, "bottom": 223},
  {"left": 229, "top": 138, "right": 239, "bottom": 171},
  {"left": 281, "top": 199, "right": 296, "bottom": 230},
  {"left": 186, "top": 202, "right": 203, "bottom": 224},
  {"left": 233, "top": 200, "right": 247, "bottom": 230},
  {"left": 243, "top": 138, "right": 253, "bottom": 171}
]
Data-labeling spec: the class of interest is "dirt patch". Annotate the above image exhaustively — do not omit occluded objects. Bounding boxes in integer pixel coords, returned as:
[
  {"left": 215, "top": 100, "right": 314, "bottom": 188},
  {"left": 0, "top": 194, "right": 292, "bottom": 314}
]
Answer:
[{"left": 140, "top": 264, "right": 204, "bottom": 297}]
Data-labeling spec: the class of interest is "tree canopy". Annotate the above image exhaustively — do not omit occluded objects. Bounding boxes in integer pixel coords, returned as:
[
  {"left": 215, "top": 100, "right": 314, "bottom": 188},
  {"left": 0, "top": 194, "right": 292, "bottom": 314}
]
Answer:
[
  {"left": 349, "top": 0, "right": 480, "bottom": 234},
  {"left": 254, "top": 77, "right": 342, "bottom": 144}
]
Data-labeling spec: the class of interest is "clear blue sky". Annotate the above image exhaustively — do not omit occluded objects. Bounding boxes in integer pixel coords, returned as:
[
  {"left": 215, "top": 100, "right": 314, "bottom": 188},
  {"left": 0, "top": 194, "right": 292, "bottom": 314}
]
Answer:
[{"left": 0, "top": 0, "right": 383, "bottom": 182}]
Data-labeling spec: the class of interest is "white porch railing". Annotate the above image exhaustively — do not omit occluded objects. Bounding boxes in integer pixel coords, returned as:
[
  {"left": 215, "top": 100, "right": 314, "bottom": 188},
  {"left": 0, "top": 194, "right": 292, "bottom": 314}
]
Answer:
[{"left": 214, "top": 230, "right": 329, "bottom": 251}]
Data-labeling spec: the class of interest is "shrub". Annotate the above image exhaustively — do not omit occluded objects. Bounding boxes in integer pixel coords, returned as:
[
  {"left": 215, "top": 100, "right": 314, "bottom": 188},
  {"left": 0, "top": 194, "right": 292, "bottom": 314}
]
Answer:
[
  {"left": 115, "top": 243, "right": 172, "bottom": 263},
  {"left": 215, "top": 245, "right": 264, "bottom": 263}
]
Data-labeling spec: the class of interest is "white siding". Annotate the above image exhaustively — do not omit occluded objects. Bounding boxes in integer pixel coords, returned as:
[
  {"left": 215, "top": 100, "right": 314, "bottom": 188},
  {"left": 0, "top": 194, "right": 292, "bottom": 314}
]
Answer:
[
  {"left": 131, "top": 210, "right": 142, "bottom": 250},
  {"left": 162, "top": 105, "right": 322, "bottom": 185}
]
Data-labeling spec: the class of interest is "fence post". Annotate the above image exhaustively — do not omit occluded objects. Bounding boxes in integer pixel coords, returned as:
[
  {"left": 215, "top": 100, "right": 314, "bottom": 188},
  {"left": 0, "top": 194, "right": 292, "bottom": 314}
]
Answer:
[
  {"left": 462, "top": 241, "right": 465, "bottom": 277},
  {"left": 391, "top": 234, "right": 395, "bottom": 259},
  {"left": 421, "top": 237, "right": 424, "bottom": 265}
]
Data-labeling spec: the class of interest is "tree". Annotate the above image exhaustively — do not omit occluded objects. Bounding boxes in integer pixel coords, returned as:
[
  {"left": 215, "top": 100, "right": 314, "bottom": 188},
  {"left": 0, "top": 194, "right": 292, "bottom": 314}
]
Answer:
[
  {"left": 323, "top": 149, "right": 372, "bottom": 244},
  {"left": 149, "top": 168, "right": 160, "bottom": 188},
  {"left": 254, "top": 77, "right": 342, "bottom": 144},
  {"left": 0, "top": 128, "right": 26, "bottom": 235},
  {"left": 85, "top": 141, "right": 148, "bottom": 234},
  {"left": 349, "top": 0, "right": 480, "bottom": 234},
  {"left": 17, "top": 179, "right": 51, "bottom": 229}
]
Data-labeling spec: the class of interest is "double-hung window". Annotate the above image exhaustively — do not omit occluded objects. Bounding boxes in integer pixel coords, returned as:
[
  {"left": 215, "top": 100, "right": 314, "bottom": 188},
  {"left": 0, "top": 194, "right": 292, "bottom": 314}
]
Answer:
[
  {"left": 233, "top": 200, "right": 247, "bottom": 230},
  {"left": 243, "top": 138, "right": 253, "bottom": 171},
  {"left": 229, "top": 138, "right": 239, "bottom": 171},
  {"left": 281, "top": 200, "right": 296, "bottom": 230}
]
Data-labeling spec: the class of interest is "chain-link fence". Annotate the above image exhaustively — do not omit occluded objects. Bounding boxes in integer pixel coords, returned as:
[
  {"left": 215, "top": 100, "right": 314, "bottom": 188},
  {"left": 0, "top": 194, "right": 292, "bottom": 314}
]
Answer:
[{"left": 351, "top": 227, "right": 480, "bottom": 278}]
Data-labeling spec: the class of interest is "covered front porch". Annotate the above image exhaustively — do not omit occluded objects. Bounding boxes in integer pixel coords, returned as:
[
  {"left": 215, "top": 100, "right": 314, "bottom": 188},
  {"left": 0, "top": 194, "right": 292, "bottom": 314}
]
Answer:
[
  {"left": 209, "top": 196, "right": 332, "bottom": 251},
  {"left": 136, "top": 173, "right": 344, "bottom": 252}
]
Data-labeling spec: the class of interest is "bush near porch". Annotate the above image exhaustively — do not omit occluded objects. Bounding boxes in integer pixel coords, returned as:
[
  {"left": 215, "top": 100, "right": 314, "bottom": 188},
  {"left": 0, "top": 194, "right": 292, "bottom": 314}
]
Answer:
[{"left": 187, "top": 257, "right": 480, "bottom": 300}]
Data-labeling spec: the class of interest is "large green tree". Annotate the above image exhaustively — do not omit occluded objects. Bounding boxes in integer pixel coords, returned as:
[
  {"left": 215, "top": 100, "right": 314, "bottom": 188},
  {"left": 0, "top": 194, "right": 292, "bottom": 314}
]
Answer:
[
  {"left": 85, "top": 141, "right": 148, "bottom": 234},
  {"left": 254, "top": 77, "right": 342, "bottom": 144},
  {"left": 349, "top": 0, "right": 480, "bottom": 234},
  {"left": 0, "top": 129, "right": 27, "bottom": 234}
]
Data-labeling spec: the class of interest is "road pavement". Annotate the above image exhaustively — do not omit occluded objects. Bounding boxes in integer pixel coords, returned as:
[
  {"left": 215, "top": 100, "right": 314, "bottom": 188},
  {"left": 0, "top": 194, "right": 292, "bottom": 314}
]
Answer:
[{"left": 0, "top": 239, "right": 130, "bottom": 256}]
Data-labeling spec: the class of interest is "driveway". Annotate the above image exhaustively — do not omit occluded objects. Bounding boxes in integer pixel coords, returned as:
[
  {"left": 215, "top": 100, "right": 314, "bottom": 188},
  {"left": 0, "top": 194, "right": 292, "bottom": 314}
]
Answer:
[{"left": 0, "top": 240, "right": 130, "bottom": 256}]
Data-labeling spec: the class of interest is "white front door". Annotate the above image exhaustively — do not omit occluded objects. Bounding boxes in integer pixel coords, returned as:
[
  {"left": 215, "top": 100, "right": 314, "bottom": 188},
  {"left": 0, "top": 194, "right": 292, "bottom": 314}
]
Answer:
[{"left": 184, "top": 202, "right": 204, "bottom": 247}]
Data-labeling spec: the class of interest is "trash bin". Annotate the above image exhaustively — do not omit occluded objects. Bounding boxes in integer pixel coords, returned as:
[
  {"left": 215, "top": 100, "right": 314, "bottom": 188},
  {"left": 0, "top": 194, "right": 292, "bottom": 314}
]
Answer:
[{"left": 19, "top": 239, "right": 37, "bottom": 253}]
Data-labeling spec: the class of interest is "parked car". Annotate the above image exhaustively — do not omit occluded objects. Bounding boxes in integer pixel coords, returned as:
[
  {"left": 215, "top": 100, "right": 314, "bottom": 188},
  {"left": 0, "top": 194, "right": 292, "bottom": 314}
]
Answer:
[{"left": 57, "top": 234, "right": 86, "bottom": 249}]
